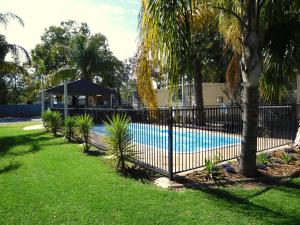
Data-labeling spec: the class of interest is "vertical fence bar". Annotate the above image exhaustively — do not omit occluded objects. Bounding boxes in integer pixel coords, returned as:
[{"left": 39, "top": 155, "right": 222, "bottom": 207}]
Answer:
[{"left": 168, "top": 107, "right": 174, "bottom": 180}]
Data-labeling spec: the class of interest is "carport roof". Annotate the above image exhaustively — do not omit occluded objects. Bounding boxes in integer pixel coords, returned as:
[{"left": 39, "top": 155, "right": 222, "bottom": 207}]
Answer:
[{"left": 44, "top": 79, "right": 115, "bottom": 96}]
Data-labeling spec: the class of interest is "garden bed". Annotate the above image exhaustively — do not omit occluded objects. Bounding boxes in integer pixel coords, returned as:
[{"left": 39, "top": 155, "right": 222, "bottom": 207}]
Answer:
[{"left": 182, "top": 146, "right": 300, "bottom": 188}]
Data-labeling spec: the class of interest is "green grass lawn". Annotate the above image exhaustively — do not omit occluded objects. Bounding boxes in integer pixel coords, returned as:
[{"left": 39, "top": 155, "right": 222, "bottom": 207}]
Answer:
[{"left": 0, "top": 121, "right": 300, "bottom": 225}]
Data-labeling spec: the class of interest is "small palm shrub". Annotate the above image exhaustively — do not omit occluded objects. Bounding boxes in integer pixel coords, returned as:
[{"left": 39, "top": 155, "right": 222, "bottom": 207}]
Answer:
[
  {"left": 104, "top": 114, "right": 135, "bottom": 171},
  {"left": 75, "top": 114, "right": 94, "bottom": 152},
  {"left": 204, "top": 159, "right": 217, "bottom": 178},
  {"left": 48, "top": 111, "right": 63, "bottom": 136},
  {"left": 204, "top": 154, "right": 222, "bottom": 179},
  {"left": 281, "top": 153, "right": 293, "bottom": 164},
  {"left": 257, "top": 153, "right": 270, "bottom": 165},
  {"left": 65, "top": 116, "right": 76, "bottom": 142},
  {"left": 41, "top": 109, "right": 52, "bottom": 131}
]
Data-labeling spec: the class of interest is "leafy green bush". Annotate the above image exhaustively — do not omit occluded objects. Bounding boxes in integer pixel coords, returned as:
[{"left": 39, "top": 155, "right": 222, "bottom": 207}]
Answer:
[
  {"left": 48, "top": 111, "right": 63, "bottom": 136},
  {"left": 65, "top": 116, "right": 76, "bottom": 142},
  {"left": 75, "top": 114, "right": 94, "bottom": 152},
  {"left": 256, "top": 153, "right": 269, "bottom": 165},
  {"left": 281, "top": 153, "right": 293, "bottom": 164},
  {"left": 104, "top": 114, "right": 135, "bottom": 171}
]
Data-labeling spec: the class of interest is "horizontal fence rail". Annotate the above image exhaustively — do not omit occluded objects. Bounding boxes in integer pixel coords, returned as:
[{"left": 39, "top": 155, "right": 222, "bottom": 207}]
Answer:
[{"left": 52, "top": 105, "right": 297, "bottom": 179}]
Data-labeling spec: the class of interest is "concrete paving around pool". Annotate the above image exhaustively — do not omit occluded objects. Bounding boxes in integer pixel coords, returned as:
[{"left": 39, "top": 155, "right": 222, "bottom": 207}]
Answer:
[
  {"left": 90, "top": 128, "right": 292, "bottom": 175},
  {"left": 0, "top": 117, "right": 42, "bottom": 125}
]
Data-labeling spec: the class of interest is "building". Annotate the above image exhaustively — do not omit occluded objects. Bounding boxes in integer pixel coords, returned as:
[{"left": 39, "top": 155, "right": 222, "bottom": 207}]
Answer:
[{"left": 156, "top": 82, "right": 231, "bottom": 108}]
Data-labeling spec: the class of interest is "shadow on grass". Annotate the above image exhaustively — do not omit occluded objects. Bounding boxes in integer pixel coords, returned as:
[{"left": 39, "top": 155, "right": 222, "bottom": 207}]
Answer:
[
  {"left": 0, "top": 161, "right": 21, "bottom": 174},
  {"left": 182, "top": 176, "right": 300, "bottom": 225},
  {"left": 0, "top": 131, "right": 55, "bottom": 158},
  {"left": 120, "top": 166, "right": 161, "bottom": 184},
  {"left": 86, "top": 150, "right": 105, "bottom": 157}
]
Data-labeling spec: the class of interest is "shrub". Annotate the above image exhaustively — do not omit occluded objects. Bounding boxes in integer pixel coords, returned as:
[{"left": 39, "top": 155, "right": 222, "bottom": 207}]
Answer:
[
  {"left": 104, "top": 114, "right": 135, "bottom": 171},
  {"left": 75, "top": 114, "right": 94, "bottom": 152},
  {"left": 256, "top": 153, "right": 269, "bottom": 165},
  {"left": 281, "top": 153, "right": 293, "bottom": 164},
  {"left": 204, "top": 159, "right": 217, "bottom": 179},
  {"left": 65, "top": 116, "right": 76, "bottom": 142},
  {"left": 41, "top": 109, "right": 52, "bottom": 131},
  {"left": 49, "top": 111, "right": 63, "bottom": 136}
]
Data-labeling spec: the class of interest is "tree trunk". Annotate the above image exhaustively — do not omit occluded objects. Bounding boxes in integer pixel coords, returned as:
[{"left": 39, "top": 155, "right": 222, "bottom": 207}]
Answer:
[
  {"left": 239, "top": 1, "right": 262, "bottom": 177},
  {"left": 193, "top": 57, "right": 205, "bottom": 126}
]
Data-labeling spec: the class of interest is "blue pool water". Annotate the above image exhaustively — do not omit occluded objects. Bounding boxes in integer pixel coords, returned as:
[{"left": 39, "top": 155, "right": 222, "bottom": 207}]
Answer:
[{"left": 93, "top": 123, "right": 240, "bottom": 153}]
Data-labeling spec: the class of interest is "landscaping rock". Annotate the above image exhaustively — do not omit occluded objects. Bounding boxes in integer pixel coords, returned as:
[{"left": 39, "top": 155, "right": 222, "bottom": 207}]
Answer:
[
  {"left": 257, "top": 164, "right": 267, "bottom": 171},
  {"left": 154, "top": 177, "right": 184, "bottom": 189},
  {"left": 271, "top": 157, "right": 284, "bottom": 164},
  {"left": 284, "top": 148, "right": 296, "bottom": 154},
  {"left": 224, "top": 166, "right": 235, "bottom": 174}
]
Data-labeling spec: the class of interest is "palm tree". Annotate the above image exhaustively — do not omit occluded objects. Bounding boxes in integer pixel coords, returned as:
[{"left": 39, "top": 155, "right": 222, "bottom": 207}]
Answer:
[
  {"left": 0, "top": 12, "right": 30, "bottom": 104},
  {"left": 48, "top": 33, "right": 117, "bottom": 83},
  {"left": 137, "top": 1, "right": 211, "bottom": 112},
  {"left": 47, "top": 33, "right": 120, "bottom": 106},
  {"left": 214, "top": 0, "right": 299, "bottom": 176},
  {"left": 136, "top": 0, "right": 300, "bottom": 177}
]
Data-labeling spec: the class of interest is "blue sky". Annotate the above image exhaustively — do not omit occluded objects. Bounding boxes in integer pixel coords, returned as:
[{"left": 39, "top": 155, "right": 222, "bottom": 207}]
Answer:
[{"left": 0, "top": 0, "right": 141, "bottom": 60}]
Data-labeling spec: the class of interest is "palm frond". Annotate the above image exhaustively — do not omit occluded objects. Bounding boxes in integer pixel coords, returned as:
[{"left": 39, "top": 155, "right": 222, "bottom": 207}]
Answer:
[
  {"left": 0, "top": 61, "right": 28, "bottom": 76},
  {"left": 136, "top": 0, "right": 193, "bottom": 108},
  {"left": 47, "top": 66, "right": 78, "bottom": 85},
  {"left": 0, "top": 12, "right": 24, "bottom": 28},
  {"left": 7, "top": 44, "right": 30, "bottom": 64},
  {"left": 226, "top": 52, "right": 241, "bottom": 90}
]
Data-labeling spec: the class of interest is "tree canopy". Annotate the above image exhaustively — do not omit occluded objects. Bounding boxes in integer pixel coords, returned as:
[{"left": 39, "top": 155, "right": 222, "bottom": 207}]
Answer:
[{"left": 31, "top": 20, "right": 121, "bottom": 88}]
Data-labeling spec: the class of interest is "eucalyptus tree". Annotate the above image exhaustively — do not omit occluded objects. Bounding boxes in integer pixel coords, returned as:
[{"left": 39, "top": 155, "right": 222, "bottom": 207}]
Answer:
[
  {"left": 137, "top": 0, "right": 300, "bottom": 177},
  {"left": 31, "top": 21, "right": 91, "bottom": 79}
]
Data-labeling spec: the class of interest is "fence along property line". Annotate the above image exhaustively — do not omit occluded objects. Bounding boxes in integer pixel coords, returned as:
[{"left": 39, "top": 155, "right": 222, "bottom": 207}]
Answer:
[{"left": 52, "top": 104, "right": 297, "bottom": 180}]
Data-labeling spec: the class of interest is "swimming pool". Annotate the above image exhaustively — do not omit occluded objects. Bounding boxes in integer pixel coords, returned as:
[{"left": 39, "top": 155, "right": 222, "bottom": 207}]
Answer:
[{"left": 92, "top": 123, "right": 240, "bottom": 153}]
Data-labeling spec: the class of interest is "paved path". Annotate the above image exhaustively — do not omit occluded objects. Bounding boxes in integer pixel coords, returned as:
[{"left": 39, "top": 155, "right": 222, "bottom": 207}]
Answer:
[{"left": 0, "top": 117, "right": 42, "bottom": 125}]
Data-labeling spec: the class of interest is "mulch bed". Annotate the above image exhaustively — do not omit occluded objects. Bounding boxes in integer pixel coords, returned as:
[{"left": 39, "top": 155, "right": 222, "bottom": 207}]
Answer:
[{"left": 182, "top": 146, "right": 300, "bottom": 188}]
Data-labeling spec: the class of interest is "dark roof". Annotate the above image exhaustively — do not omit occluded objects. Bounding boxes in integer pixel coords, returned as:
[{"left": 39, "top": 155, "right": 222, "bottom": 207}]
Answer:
[{"left": 45, "top": 79, "right": 115, "bottom": 96}]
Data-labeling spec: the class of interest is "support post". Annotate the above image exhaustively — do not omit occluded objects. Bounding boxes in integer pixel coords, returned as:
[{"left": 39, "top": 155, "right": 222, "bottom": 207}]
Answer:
[
  {"left": 110, "top": 94, "right": 114, "bottom": 108},
  {"left": 181, "top": 76, "right": 185, "bottom": 108},
  {"left": 64, "top": 80, "right": 68, "bottom": 120},
  {"left": 41, "top": 75, "right": 45, "bottom": 115},
  {"left": 168, "top": 107, "right": 174, "bottom": 181},
  {"left": 50, "top": 94, "right": 54, "bottom": 109}
]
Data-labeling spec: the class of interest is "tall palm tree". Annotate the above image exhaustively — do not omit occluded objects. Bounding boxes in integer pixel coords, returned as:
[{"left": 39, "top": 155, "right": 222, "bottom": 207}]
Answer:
[
  {"left": 0, "top": 12, "right": 30, "bottom": 104},
  {"left": 214, "top": 0, "right": 299, "bottom": 176},
  {"left": 137, "top": 0, "right": 214, "bottom": 112},
  {"left": 0, "top": 11, "right": 29, "bottom": 70},
  {"left": 48, "top": 33, "right": 120, "bottom": 106},
  {"left": 136, "top": 0, "right": 300, "bottom": 177},
  {"left": 48, "top": 34, "right": 116, "bottom": 83}
]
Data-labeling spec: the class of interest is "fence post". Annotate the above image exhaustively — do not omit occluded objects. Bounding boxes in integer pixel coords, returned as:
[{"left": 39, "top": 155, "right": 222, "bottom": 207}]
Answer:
[
  {"left": 292, "top": 103, "right": 298, "bottom": 140},
  {"left": 168, "top": 107, "right": 174, "bottom": 181}
]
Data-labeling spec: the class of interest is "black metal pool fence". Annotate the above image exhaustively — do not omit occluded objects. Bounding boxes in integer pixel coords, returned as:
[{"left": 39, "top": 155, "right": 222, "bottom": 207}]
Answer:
[{"left": 52, "top": 105, "right": 297, "bottom": 180}]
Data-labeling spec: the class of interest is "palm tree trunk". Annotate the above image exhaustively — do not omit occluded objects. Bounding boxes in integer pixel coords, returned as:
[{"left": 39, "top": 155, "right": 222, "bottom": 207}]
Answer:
[
  {"left": 239, "top": 2, "right": 262, "bottom": 177},
  {"left": 193, "top": 57, "right": 205, "bottom": 126}
]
